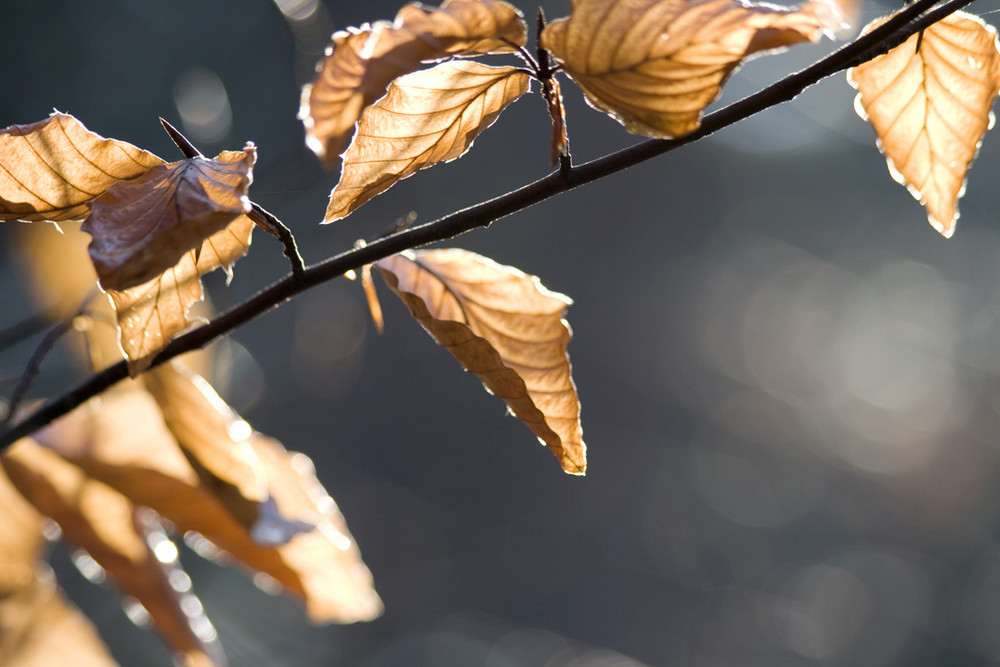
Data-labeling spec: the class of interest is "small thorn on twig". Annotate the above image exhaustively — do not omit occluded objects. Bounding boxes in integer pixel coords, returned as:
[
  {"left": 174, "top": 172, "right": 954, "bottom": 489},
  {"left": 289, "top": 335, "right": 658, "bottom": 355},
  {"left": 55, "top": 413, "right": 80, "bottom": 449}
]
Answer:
[{"left": 159, "top": 118, "right": 202, "bottom": 159}]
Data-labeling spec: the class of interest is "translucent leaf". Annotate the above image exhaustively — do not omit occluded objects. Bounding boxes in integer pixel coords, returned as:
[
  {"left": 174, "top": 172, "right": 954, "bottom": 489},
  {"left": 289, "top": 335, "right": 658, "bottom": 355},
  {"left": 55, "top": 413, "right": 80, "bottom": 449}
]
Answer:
[
  {"left": 325, "top": 61, "right": 530, "bottom": 221},
  {"left": 2, "top": 441, "right": 224, "bottom": 666},
  {"left": 107, "top": 214, "right": 254, "bottom": 375},
  {"left": 540, "top": 0, "right": 847, "bottom": 138},
  {"left": 0, "top": 112, "right": 163, "bottom": 222},
  {"left": 0, "top": 567, "right": 118, "bottom": 667},
  {"left": 29, "top": 375, "right": 382, "bottom": 624},
  {"left": 143, "top": 362, "right": 300, "bottom": 540},
  {"left": 377, "top": 249, "right": 586, "bottom": 474},
  {"left": 848, "top": 12, "right": 1000, "bottom": 237},
  {"left": 82, "top": 145, "right": 256, "bottom": 292},
  {"left": 300, "top": 0, "right": 527, "bottom": 164}
]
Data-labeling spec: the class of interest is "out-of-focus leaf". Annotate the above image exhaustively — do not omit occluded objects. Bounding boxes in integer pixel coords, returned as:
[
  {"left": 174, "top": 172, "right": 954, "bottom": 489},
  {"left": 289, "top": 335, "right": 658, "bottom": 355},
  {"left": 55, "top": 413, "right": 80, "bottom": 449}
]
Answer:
[
  {"left": 144, "top": 362, "right": 293, "bottom": 538},
  {"left": 300, "top": 0, "right": 527, "bottom": 164},
  {"left": 377, "top": 249, "right": 586, "bottom": 474},
  {"left": 0, "top": 113, "right": 163, "bottom": 222},
  {"left": 107, "top": 215, "right": 254, "bottom": 375},
  {"left": 540, "top": 0, "right": 847, "bottom": 139},
  {"left": 0, "top": 458, "right": 45, "bottom": 594},
  {"left": 325, "top": 61, "right": 529, "bottom": 222},
  {"left": 31, "top": 375, "right": 382, "bottom": 624},
  {"left": 848, "top": 12, "right": 1000, "bottom": 237},
  {"left": 2, "top": 441, "right": 224, "bottom": 666},
  {"left": 0, "top": 567, "right": 119, "bottom": 667},
  {"left": 82, "top": 145, "right": 256, "bottom": 292}
]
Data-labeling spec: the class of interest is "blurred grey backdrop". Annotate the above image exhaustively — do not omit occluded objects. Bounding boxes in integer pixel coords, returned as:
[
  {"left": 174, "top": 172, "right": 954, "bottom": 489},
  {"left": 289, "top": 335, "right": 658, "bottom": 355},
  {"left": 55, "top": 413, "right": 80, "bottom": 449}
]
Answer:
[{"left": 6, "top": 0, "right": 1000, "bottom": 665}]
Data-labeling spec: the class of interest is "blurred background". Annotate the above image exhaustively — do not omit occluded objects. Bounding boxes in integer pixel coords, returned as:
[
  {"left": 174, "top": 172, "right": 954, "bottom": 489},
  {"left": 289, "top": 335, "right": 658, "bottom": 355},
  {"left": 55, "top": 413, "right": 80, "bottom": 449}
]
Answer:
[{"left": 5, "top": 0, "right": 1000, "bottom": 664}]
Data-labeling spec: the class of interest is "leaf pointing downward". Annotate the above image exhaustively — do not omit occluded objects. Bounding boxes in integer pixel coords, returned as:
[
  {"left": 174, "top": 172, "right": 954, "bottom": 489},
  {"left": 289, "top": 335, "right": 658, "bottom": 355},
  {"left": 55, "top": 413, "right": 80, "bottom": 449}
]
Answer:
[
  {"left": 377, "top": 249, "right": 586, "bottom": 475},
  {"left": 848, "top": 12, "right": 1000, "bottom": 237},
  {"left": 300, "top": 0, "right": 527, "bottom": 164},
  {"left": 540, "top": 0, "right": 847, "bottom": 139},
  {"left": 108, "top": 214, "right": 255, "bottom": 375},
  {"left": 325, "top": 61, "right": 530, "bottom": 222},
  {"left": 0, "top": 113, "right": 164, "bottom": 222}
]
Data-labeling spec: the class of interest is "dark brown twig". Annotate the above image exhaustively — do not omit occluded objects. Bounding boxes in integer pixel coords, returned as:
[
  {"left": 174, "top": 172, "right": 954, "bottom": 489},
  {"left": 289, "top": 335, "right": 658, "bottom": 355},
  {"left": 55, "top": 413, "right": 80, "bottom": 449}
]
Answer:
[{"left": 1, "top": 293, "right": 96, "bottom": 430}]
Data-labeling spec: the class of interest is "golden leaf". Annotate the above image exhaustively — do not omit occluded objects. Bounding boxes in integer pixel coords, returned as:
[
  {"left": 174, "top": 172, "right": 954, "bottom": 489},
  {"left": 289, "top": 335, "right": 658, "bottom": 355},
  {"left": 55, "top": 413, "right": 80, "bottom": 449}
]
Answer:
[
  {"left": 82, "top": 145, "right": 256, "bottom": 292},
  {"left": 540, "top": 0, "right": 847, "bottom": 139},
  {"left": 107, "top": 215, "right": 254, "bottom": 375},
  {"left": 2, "top": 441, "right": 224, "bottom": 665},
  {"left": 325, "top": 61, "right": 530, "bottom": 221},
  {"left": 848, "top": 12, "right": 1000, "bottom": 237},
  {"left": 0, "top": 112, "right": 163, "bottom": 222},
  {"left": 0, "top": 569, "right": 118, "bottom": 667},
  {"left": 28, "top": 374, "right": 382, "bottom": 624},
  {"left": 377, "top": 249, "right": 586, "bottom": 474},
  {"left": 300, "top": 0, "right": 527, "bottom": 164}
]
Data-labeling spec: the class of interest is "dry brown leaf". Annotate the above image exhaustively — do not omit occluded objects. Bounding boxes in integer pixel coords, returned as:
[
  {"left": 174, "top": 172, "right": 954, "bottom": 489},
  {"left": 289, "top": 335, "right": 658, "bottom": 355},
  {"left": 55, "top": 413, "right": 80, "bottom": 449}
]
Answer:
[
  {"left": 0, "top": 567, "right": 119, "bottom": 667},
  {"left": 2, "top": 441, "right": 224, "bottom": 665},
  {"left": 540, "top": 0, "right": 847, "bottom": 138},
  {"left": 30, "top": 375, "right": 382, "bottom": 624},
  {"left": 0, "top": 112, "right": 163, "bottom": 222},
  {"left": 377, "top": 249, "right": 586, "bottom": 474},
  {"left": 848, "top": 12, "right": 1000, "bottom": 237},
  {"left": 107, "top": 214, "right": 254, "bottom": 375},
  {"left": 83, "top": 145, "right": 256, "bottom": 292},
  {"left": 300, "top": 0, "right": 527, "bottom": 164},
  {"left": 144, "top": 361, "right": 300, "bottom": 539},
  {"left": 325, "top": 61, "right": 529, "bottom": 221}
]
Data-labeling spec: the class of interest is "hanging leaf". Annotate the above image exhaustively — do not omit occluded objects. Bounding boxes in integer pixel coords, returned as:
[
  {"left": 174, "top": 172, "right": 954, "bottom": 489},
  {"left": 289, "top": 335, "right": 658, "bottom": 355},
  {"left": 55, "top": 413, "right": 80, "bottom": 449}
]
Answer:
[
  {"left": 325, "top": 61, "right": 530, "bottom": 222},
  {"left": 83, "top": 145, "right": 256, "bottom": 292},
  {"left": 2, "top": 441, "right": 224, "bottom": 666},
  {"left": 0, "top": 112, "right": 164, "bottom": 222},
  {"left": 848, "top": 12, "right": 1000, "bottom": 237},
  {"left": 28, "top": 374, "right": 382, "bottom": 624},
  {"left": 106, "top": 215, "right": 254, "bottom": 375},
  {"left": 540, "top": 0, "right": 847, "bottom": 139},
  {"left": 300, "top": 0, "right": 527, "bottom": 164},
  {"left": 377, "top": 249, "right": 586, "bottom": 474}
]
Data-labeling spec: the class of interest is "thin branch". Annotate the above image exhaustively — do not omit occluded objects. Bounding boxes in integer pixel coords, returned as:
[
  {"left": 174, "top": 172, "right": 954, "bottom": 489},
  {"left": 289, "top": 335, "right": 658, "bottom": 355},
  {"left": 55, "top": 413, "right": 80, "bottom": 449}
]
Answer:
[
  {"left": 0, "top": 0, "right": 973, "bottom": 449},
  {"left": 2, "top": 293, "right": 95, "bottom": 430}
]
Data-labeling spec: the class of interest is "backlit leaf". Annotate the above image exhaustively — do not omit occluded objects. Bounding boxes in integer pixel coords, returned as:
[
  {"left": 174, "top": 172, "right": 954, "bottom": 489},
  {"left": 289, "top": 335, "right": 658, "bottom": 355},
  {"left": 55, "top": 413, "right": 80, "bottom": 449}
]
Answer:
[
  {"left": 30, "top": 374, "right": 382, "bottom": 624},
  {"left": 540, "top": 0, "right": 847, "bottom": 138},
  {"left": 0, "top": 113, "right": 163, "bottom": 222},
  {"left": 107, "top": 214, "right": 254, "bottom": 375},
  {"left": 377, "top": 249, "right": 586, "bottom": 474},
  {"left": 848, "top": 12, "right": 1000, "bottom": 237},
  {"left": 300, "top": 0, "right": 527, "bottom": 164},
  {"left": 83, "top": 145, "right": 256, "bottom": 292},
  {"left": 325, "top": 61, "right": 530, "bottom": 222},
  {"left": 2, "top": 441, "right": 224, "bottom": 666}
]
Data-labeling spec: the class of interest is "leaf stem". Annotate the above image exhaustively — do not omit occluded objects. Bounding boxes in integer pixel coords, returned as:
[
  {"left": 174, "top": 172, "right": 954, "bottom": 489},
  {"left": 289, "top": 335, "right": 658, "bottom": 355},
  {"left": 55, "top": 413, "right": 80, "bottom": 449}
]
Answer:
[{"left": 0, "top": 0, "right": 974, "bottom": 449}]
